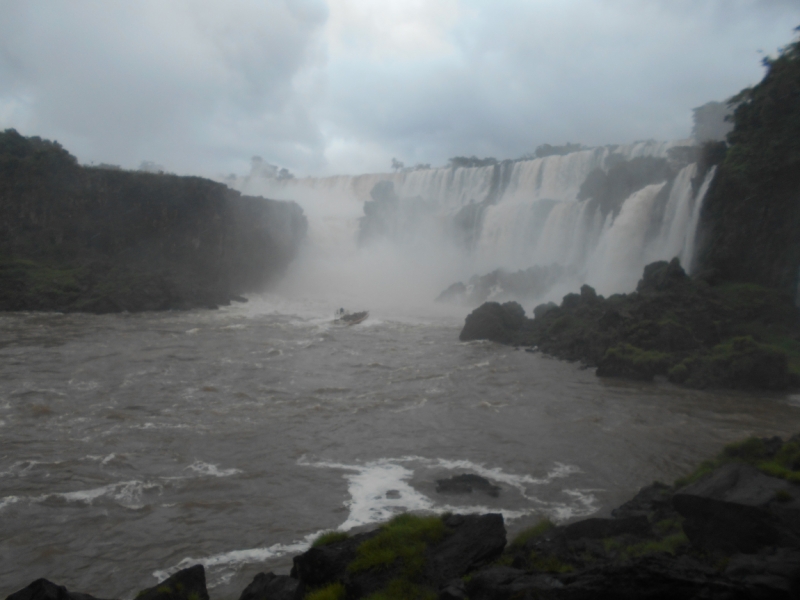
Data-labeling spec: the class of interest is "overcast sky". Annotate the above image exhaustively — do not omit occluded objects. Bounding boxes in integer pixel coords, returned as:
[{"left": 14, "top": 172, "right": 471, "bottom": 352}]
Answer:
[{"left": 1, "top": 1, "right": 797, "bottom": 178}]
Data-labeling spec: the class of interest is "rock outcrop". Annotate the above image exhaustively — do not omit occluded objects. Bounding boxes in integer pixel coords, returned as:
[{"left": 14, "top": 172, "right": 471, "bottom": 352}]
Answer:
[
  {"left": 0, "top": 129, "right": 307, "bottom": 313},
  {"left": 459, "top": 258, "right": 800, "bottom": 390},
  {"left": 694, "top": 33, "right": 800, "bottom": 304}
]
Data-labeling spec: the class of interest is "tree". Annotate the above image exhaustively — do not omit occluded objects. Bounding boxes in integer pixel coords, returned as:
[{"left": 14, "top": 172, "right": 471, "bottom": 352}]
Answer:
[{"left": 391, "top": 157, "right": 404, "bottom": 172}]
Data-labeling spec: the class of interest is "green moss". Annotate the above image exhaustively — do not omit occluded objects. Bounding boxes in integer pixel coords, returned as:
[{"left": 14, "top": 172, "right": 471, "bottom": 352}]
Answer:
[
  {"left": 621, "top": 532, "right": 689, "bottom": 560},
  {"left": 156, "top": 586, "right": 172, "bottom": 595},
  {"left": 364, "top": 578, "right": 437, "bottom": 600},
  {"left": 186, "top": 593, "right": 200, "bottom": 600},
  {"left": 348, "top": 514, "right": 446, "bottom": 578},
  {"left": 509, "top": 518, "right": 555, "bottom": 549},
  {"left": 312, "top": 531, "right": 350, "bottom": 548},
  {"left": 676, "top": 436, "right": 800, "bottom": 488},
  {"left": 305, "top": 582, "right": 346, "bottom": 600},
  {"left": 774, "top": 489, "right": 793, "bottom": 503},
  {"left": 528, "top": 551, "right": 574, "bottom": 573}
]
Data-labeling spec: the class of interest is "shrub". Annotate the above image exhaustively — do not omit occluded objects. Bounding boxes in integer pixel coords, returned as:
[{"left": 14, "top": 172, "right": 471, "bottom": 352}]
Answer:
[
  {"left": 306, "top": 582, "right": 345, "bottom": 600},
  {"left": 312, "top": 531, "right": 350, "bottom": 548}
]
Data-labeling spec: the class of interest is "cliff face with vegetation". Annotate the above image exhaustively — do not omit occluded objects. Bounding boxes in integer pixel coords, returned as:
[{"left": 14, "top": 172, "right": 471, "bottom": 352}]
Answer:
[
  {"left": 0, "top": 130, "right": 307, "bottom": 312},
  {"left": 695, "top": 30, "right": 800, "bottom": 304}
]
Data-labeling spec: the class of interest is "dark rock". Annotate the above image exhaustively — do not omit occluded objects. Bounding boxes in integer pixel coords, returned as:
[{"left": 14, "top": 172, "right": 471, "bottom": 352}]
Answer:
[
  {"left": 637, "top": 257, "right": 689, "bottom": 293},
  {"left": 725, "top": 548, "right": 800, "bottom": 599},
  {"left": 237, "top": 572, "right": 300, "bottom": 600},
  {"left": 135, "top": 565, "right": 209, "bottom": 600},
  {"left": 5, "top": 579, "right": 111, "bottom": 600},
  {"left": 673, "top": 463, "right": 800, "bottom": 553},
  {"left": 438, "top": 578, "right": 467, "bottom": 600},
  {"left": 612, "top": 482, "right": 674, "bottom": 520},
  {"left": 559, "top": 516, "right": 652, "bottom": 541},
  {"left": 291, "top": 530, "right": 378, "bottom": 588},
  {"left": 459, "top": 302, "right": 526, "bottom": 344},
  {"left": 438, "top": 265, "right": 569, "bottom": 308},
  {"left": 463, "top": 566, "right": 564, "bottom": 600},
  {"left": 343, "top": 514, "right": 506, "bottom": 599},
  {"left": 425, "top": 514, "right": 506, "bottom": 584},
  {"left": 435, "top": 474, "right": 501, "bottom": 497}
]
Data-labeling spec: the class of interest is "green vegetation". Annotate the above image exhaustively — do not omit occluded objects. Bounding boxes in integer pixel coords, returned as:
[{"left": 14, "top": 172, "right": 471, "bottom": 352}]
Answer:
[
  {"left": 619, "top": 532, "right": 689, "bottom": 560},
  {"left": 509, "top": 518, "right": 555, "bottom": 550},
  {"left": 775, "top": 489, "right": 793, "bottom": 503},
  {"left": 364, "top": 578, "right": 437, "bottom": 600},
  {"left": 348, "top": 514, "right": 446, "bottom": 577},
  {"left": 528, "top": 551, "right": 574, "bottom": 573},
  {"left": 519, "top": 257, "right": 800, "bottom": 390},
  {"left": 675, "top": 437, "right": 800, "bottom": 488},
  {"left": 312, "top": 531, "right": 350, "bottom": 548},
  {"left": 305, "top": 582, "right": 346, "bottom": 600},
  {"left": 602, "top": 343, "right": 672, "bottom": 379},
  {"left": 723, "top": 27, "right": 800, "bottom": 182}
]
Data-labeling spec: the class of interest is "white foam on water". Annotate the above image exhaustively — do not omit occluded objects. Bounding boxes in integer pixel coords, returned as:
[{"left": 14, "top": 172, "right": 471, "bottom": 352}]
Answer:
[
  {"left": 157, "top": 455, "right": 595, "bottom": 590},
  {"left": 40, "top": 480, "right": 162, "bottom": 509},
  {"left": 548, "top": 489, "right": 602, "bottom": 521},
  {"left": 185, "top": 461, "right": 242, "bottom": 478},
  {"left": 0, "top": 495, "right": 21, "bottom": 511},
  {"left": 151, "top": 531, "right": 321, "bottom": 589}
]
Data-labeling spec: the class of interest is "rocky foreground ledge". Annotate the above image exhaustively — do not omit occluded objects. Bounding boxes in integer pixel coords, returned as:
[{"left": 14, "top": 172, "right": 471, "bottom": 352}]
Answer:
[
  {"left": 8, "top": 435, "right": 800, "bottom": 600},
  {"left": 460, "top": 258, "right": 800, "bottom": 391}
]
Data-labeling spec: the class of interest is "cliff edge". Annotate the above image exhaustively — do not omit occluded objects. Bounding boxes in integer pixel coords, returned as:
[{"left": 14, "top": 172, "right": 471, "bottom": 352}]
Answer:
[{"left": 0, "top": 130, "right": 307, "bottom": 312}]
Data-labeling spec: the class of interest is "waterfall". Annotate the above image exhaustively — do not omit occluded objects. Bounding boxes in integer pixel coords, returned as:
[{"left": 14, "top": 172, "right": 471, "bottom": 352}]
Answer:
[{"left": 232, "top": 139, "right": 715, "bottom": 310}]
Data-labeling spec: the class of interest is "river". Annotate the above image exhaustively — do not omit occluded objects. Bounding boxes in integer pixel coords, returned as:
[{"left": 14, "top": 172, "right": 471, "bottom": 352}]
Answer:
[{"left": 2, "top": 296, "right": 799, "bottom": 598}]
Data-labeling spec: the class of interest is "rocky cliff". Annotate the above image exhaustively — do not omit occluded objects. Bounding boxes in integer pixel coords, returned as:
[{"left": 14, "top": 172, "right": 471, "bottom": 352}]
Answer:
[
  {"left": 695, "top": 30, "right": 800, "bottom": 304},
  {"left": 0, "top": 129, "right": 307, "bottom": 312},
  {"left": 460, "top": 259, "right": 800, "bottom": 391}
]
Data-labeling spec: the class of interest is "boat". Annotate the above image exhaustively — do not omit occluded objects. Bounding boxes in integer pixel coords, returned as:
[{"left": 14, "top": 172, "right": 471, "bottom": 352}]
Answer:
[{"left": 334, "top": 309, "right": 369, "bottom": 326}]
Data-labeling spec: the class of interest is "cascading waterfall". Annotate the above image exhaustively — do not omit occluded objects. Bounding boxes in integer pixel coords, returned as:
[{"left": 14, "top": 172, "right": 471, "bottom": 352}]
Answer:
[{"left": 233, "top": 139, "right": 715, "bottom": 310}]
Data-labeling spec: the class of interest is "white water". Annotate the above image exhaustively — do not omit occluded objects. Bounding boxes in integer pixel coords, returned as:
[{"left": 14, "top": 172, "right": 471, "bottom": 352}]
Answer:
[{"left": 234, "top": 140, "right": 711, "bottom": 308}]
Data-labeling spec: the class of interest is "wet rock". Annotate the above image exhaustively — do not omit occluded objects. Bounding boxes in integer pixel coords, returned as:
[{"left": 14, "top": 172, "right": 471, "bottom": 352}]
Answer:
[
  {"left": 559, "top": 516, "right": 652, "bottom": 541},
  {"left": 612, "top": 481, "right": 674, "bottom": 521},
  {"left": 463, "top": 566, "right": 563, "bottom": 600},
  {"left": 425, "top": 514, "right": 506, "bottom": 584},
  {"left": 725, "top": 548, "right": 800, "bottom": 599},
  {"left": 237, "top": 572, "right": 300, "bottom": 600},
  {"left": 459, "top": 302, "right": 526, "bottom": 344},
  {"left": 673, "top": 463, "right": 800, "bottom": 553},
  {"left": 5, "top": 579, "right": 112, "bottom": 600},
  {"left": 637, "top": 257, "right": 690, "bottom": 293},
  {"left": 135, "top": 565, "right": 209, "bottom": 600},
  {"left": 342, "top": 514, "right": 506, "bottom": 599},
  {"left": 291, "top": 530, "right": 378, "bottom": 588},
  {"left": 435, "top": 474, "right": 501, "bottom": 497}
]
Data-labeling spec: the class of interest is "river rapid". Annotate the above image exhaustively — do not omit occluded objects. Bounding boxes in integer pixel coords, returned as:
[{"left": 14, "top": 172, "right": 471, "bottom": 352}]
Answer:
[{"left": 2, "top": 296, "right": 800, "bottom": 599}]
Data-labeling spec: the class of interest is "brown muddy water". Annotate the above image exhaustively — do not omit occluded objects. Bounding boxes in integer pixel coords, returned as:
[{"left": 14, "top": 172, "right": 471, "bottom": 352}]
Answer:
[{"left": 1, "top": 297, "right": 799, "bottom": 598}]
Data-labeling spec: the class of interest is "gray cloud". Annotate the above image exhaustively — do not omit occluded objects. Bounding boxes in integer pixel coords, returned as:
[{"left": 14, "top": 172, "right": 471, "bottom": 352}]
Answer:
[{"left": 0, "top": 0, "right": 797, "bottom": 177}]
